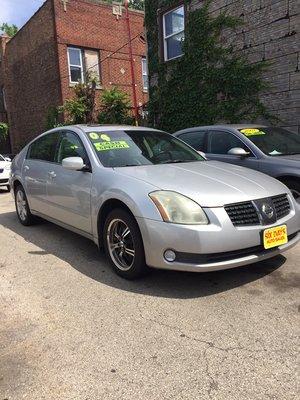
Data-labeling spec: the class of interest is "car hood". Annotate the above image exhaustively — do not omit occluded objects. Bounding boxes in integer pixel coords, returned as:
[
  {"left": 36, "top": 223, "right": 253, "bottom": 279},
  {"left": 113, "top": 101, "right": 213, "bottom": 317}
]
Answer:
[
  {"left": 0, "top": 161, "right": 11, "bottom": 168},
  {"left": 116, "top": 161, "right": 288, "bottom": 207}
]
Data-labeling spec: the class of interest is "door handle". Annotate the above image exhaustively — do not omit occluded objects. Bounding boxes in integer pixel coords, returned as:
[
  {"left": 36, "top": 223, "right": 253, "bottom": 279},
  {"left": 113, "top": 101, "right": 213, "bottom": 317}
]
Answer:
[{"left": 48, "top": 171, "right": 56, "bottom": 179}]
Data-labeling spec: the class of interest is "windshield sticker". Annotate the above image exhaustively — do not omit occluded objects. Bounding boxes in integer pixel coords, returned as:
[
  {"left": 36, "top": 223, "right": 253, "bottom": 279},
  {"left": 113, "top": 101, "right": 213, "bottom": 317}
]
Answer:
[
  {"left": 269, "top": 150, "right": 282, "bottom": 155},
  {"left": 93, "top": 141, "right": 130, "bottom": 151},
  {"left": 100, "top": 134, "right": 111, "bottom": 142},
  {"left": 240, "top": 128, "right": 266, "bottom": 137},
  {"left": 89, "top": 132, "right": 99, "bottom": 140}
]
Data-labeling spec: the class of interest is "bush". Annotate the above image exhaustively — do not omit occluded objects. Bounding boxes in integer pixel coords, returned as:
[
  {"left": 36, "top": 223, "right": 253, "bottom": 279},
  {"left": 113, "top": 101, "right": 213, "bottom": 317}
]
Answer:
[{"left": 98, "top": 87, "right": 134, "bottom": 125}]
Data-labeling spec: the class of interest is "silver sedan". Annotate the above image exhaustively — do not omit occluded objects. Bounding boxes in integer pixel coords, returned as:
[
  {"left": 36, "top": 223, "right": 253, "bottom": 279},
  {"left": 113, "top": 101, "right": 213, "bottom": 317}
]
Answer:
[{"left": 10, "top": 125, "right": 300, "bottom": 279}]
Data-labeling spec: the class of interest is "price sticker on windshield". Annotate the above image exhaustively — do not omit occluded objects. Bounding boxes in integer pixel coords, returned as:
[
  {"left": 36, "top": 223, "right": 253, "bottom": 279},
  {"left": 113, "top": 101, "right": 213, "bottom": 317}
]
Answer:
[
  {"left": 240, "top": 128, "right": 266, "bottom": 137},
  {"left": 93, "top": 141, "right": 130, "bottom": 151}
]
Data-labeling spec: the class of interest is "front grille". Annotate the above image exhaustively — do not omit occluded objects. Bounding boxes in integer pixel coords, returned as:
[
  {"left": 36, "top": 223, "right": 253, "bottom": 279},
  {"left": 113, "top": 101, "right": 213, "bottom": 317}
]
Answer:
[
  {"left": 272, "top": 194, "right": 290, "bottom": 220},
  {"left": 224, "top": 201, "right": 260, "bottom": 226},
  {"left": 225, "top": 194, "right": 292, "bottom": 227},
  {"left": 0, "top": 179, "right": 9, "bottom": 184}
]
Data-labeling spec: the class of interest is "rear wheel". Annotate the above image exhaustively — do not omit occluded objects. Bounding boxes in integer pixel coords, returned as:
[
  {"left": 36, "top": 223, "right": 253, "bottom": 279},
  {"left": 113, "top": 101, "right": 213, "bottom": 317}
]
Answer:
[
  {"left": 15, "top": 185, "right": 36, "bottom": 226},
  {"left": 103, "top": 209, "right": 148, "bottom": 279}
]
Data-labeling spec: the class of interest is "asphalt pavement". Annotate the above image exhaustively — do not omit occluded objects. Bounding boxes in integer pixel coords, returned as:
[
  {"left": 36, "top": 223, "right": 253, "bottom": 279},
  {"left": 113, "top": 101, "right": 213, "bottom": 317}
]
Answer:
[{"left": 0, "top": 189, "right": 299, "bottom": 400}]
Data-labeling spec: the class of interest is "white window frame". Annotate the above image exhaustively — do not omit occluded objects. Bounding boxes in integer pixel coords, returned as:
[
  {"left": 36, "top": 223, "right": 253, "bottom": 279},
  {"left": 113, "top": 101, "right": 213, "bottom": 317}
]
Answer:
[
  {"left": 142, "top": 57, "right": 148, "bottom": 92},
  {"left": 67, "top": 47, "right": 84, "bottom": 84},
  {"left": 163, "top": 5, "right": 185, "bottom": 62}
]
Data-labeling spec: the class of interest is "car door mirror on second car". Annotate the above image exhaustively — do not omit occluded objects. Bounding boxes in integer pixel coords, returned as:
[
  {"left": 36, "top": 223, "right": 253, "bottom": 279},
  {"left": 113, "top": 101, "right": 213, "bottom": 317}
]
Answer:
[
  {"left": 197, "top": 151, "right": 207, "bottom": 160},
  {"left": 62, "top": 157, "right": 85, "bottom": 171},
  {"left": 227, "top": 147, "right": 250, "bottom": 158}
]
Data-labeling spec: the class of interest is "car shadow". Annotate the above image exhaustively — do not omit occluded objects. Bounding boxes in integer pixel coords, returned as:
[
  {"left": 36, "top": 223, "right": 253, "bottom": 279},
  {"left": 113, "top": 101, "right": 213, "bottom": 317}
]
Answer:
[{"left": 0, "top": 211, "right": 286, "bottom": 299}]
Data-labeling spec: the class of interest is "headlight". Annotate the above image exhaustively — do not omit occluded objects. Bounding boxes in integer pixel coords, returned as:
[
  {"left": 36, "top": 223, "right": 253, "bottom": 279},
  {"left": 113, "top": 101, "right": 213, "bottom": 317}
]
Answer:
[{"left": 149, "top": 191, "right": 208, "bottom": 225}]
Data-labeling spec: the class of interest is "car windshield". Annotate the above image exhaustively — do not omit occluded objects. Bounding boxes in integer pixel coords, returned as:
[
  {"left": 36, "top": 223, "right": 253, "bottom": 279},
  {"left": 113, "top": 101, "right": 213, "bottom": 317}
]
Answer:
[
  {"left": 85, "top": 129, "right": 204, "bottom": 167},
  {"left": 0, "top": 154, "right": 5, "bottom": 161},
  {"left": 238, "top": 127, "right": 300, "bottom": 156}
]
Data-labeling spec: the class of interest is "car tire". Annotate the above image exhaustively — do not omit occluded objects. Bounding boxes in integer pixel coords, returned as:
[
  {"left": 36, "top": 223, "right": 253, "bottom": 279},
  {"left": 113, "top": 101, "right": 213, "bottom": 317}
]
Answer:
[
  {"left": 284, "top": 179, "right": 300, "bottom": 204},
  {"left": 103, "top": 208, "right": 149, "bottom": 279},
  {"left": 15, "top": 185, "right": 36, "bottom": 226}
]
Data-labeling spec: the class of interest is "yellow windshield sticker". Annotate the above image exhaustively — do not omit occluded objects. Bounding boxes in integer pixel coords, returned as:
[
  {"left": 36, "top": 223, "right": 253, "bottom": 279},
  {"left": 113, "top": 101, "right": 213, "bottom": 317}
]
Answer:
[
  {"left": 100, "top": 134, "right": 111, "bottom": 142},
  {"left": 89, "top": 132, "right": 99, "bottom": 140},
  {"left": 93, "top": 141, "right": 130, "bottom": 151},
  {"left": 240, "top": 128, "right": 266, "bottom": 136}
]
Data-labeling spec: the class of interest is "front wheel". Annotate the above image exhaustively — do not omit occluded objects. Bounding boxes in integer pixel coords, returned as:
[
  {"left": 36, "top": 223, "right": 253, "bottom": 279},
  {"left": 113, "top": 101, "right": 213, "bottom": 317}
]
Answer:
[
  {"left": 103, "top": 209, "right": 148, "bottom": 279},
  {"left": 15, "top": 185, "right": 36, "bottom": 226}
]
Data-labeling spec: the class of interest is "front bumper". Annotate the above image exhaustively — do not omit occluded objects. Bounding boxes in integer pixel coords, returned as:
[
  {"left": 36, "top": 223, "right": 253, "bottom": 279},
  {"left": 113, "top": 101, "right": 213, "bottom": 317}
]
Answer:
[
  {"left": 0, "top": 172, "right": 10, "bottom": 186},
  {"left": 137, "top": 204, "right": 300, "bottom": 272}
]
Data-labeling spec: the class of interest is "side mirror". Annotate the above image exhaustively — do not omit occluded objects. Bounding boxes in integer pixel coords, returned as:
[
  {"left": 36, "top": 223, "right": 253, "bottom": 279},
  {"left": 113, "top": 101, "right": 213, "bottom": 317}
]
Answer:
[
  {"left": 227, "top": 147, "right": 250, "bottom": 158},
  {"left": 62, "top": 157, "right": 85, "bottom": 171}
]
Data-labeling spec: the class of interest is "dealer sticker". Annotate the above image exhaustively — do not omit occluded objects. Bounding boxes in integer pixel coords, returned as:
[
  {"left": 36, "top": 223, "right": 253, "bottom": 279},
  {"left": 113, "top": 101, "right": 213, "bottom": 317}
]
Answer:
[
  {"left": 240, "top": 128, "right": 266, "bottom": 137},
  {"left": 93, "top": 141, "right": 130, "bottom": 151}
]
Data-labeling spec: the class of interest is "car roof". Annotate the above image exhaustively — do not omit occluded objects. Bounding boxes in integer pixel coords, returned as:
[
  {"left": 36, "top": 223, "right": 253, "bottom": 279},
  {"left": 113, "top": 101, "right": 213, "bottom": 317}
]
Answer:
[
  {"left": 175, "top": 124, "right": 268, "bottom": 134},
  {"left": 74, "top": 124, "right": 163, "bottom": 133}
]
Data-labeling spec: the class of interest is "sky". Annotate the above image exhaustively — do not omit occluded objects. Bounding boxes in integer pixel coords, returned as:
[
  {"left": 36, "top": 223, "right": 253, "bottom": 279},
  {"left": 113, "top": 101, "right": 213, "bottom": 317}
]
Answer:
[{"left": 1, "top": 0, "right": 45, "bottom": 29}]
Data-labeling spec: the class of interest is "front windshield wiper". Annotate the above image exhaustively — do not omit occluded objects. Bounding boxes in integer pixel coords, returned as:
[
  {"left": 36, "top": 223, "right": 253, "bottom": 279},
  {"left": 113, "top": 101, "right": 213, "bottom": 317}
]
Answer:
[
  {"left": 275, "top": 152, "right": 300, "bottom": 156},
  {"left": 160, "top": 159, "right": 190, "bottom": 164}
]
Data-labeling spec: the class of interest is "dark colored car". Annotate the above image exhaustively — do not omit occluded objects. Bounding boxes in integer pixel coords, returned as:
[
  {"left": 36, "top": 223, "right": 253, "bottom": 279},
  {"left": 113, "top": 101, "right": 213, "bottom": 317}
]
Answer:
[{"left": 174, "top": 125, "right": 300, "bottom": 203}]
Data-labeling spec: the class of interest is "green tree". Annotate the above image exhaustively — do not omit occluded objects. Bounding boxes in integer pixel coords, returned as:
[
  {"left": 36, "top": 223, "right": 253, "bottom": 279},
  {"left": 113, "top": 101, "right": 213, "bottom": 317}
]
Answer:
[
  {"left": 0, "top": 23, "right": 18, "bottom": 37},
  {"left": 104, "top": 1, "right": 144, "bottom": 11},
  {"left": 0, "top": 122, "right": 8, "bottom": 142},
  {"left": 146, "top": 1, "right": 272, "bottom": 132},
  {"left": 129, "top": 0, "right": 144, "bottom": 10},
  {"left": 98, "top": 87, "right": 133, "bottom": 125}
]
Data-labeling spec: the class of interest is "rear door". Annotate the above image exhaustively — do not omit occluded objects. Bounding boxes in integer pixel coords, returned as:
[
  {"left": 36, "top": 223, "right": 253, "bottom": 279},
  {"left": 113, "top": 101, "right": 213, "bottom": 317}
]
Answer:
[
  {"left": 45, "top": 130, "right": 92, "bottom": 234},
  {"left": 206, "top": 130, "right": 261, "bottom": 170},
  {"left": 23, "top": 131, "right": 60, "bottom": 213}
]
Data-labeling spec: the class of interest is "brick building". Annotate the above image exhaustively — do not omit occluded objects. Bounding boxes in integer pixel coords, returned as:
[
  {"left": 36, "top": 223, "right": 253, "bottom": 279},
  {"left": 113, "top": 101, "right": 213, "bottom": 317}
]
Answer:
[
  {"left": 145, "top": 0, "right": 300, "bottom": 132},
  {"left": 0, "top": 0, "right": 147, "bottom": 152}
]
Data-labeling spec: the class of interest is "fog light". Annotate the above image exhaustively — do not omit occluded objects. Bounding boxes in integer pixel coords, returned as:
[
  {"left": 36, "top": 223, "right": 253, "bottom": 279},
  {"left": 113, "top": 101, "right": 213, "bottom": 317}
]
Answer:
[{"left": 164, "top": 249, "right": 176, "bottom": 262}]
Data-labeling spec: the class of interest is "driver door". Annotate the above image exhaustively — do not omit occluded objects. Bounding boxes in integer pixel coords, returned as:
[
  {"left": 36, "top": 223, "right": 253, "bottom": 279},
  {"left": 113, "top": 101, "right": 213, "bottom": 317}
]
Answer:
[
  {"left": 45, "top": 130, "right": 92, "bottom": 234},
  {"left": 206, "top": 130, "right": 261, "bottom": 171}
]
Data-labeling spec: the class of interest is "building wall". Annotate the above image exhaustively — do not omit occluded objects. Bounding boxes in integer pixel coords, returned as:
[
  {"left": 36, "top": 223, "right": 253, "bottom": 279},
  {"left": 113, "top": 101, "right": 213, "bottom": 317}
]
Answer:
[
  {"left": 147, "top": 0, "right": 300, "bottom": 132},
  {"left": 3, "top": 0, "right": 147, "bottom": 152},
  {"left": 3, "top": 0, "right": 61, "bottom": 151},
  {"left": 53, "top": 0, "right": 147, "bottom": 109}
]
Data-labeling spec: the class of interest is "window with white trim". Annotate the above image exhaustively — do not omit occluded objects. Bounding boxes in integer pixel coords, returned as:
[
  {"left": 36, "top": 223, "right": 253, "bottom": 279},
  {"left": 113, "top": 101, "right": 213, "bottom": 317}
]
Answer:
[
  {"left": 163, "top": 5, "right": 184, "bottom": 61},
  {"left": 68, "top": 47, "right": 84, "bottom": 83},
  {"left": 67, "top": 47, "right": 100, "bottom": 84},
  {"left": 142, "top": 57, "right": 148, "bottom": 91}
]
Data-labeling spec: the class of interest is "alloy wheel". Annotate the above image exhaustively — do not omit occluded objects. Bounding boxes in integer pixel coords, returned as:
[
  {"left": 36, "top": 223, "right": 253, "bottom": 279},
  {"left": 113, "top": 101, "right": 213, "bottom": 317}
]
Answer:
[
  {"left": 107, "top": 218, "right": 136, "bottom": 271},
  {"left": 16, "top": 190, "right": 27, "bottom": 221}
]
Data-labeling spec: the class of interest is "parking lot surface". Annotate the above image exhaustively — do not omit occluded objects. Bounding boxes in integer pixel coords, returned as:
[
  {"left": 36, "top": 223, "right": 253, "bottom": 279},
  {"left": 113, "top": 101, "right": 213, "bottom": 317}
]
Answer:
[{"left": 0, "top": 189, "right": 299, "bottom": 400}]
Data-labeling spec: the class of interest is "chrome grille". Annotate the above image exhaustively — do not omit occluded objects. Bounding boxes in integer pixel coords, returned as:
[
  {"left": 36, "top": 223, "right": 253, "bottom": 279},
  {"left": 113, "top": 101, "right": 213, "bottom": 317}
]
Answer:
[
  {"left": 272, "top": 194, "right": 290, "bottom": 219},
  {"left": 224, "top": 201, "right": 260, "bottom": 226}
]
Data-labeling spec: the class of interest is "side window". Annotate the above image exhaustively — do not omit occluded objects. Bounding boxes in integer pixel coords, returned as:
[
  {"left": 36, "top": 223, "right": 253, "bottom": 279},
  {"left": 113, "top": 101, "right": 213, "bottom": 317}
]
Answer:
[
  {"left": 208, "top": 131, "right": 251, "bottom": 155},
  {"left": 57, "top": 131, "right": 89, "bottom": 164},
  {"left": 178, "top": 131, "right": 207, "bottom": 151},
  {"left": 27, "top": 132, "right": 60, "bottom": 162}
]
